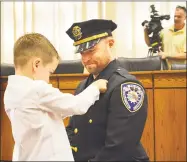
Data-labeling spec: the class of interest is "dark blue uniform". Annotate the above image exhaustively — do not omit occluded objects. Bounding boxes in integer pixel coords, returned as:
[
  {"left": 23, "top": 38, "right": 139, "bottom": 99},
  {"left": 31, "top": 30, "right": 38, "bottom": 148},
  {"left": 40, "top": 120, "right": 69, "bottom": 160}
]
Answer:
[{"left": 66, "top": 59, "right": 149, "bottom": 161}]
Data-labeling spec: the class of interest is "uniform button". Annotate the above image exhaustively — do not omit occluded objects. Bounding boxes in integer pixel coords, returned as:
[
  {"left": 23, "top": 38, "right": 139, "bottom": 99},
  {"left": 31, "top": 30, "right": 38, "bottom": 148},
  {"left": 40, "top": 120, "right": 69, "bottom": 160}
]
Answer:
[
  {"left": 89, "top": 119, "right": 93, "bottom": 123},
  {"left": 71, "top": 146, "right": 78, "bottom": 152},
  {"left": 74, "top": 128, "right": 78, "bottom": 134},
  {"left": 74, "top": 147, "right": 78, "bottom": 152}
]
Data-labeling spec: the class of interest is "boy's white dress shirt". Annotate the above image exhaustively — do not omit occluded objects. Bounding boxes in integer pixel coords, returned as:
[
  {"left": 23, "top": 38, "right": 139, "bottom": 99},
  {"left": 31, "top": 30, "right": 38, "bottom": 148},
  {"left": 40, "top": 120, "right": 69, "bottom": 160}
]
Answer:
[{"left": 4, "top": 75, "right": 100, "bottom": 161}]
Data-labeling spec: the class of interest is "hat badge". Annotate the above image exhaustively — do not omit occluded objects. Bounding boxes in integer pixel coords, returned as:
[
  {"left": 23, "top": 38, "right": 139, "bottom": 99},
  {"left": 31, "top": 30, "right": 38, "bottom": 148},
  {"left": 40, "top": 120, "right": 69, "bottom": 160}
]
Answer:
[{"left": 72, "top": 26, "right": 82, "bottom": 41}]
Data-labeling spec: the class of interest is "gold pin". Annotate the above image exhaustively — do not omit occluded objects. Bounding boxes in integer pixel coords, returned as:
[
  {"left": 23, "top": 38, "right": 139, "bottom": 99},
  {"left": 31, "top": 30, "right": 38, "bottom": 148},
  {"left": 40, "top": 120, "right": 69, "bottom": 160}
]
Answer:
[{"left": 74, "top": 128, "right": 78, "bottom": 134}]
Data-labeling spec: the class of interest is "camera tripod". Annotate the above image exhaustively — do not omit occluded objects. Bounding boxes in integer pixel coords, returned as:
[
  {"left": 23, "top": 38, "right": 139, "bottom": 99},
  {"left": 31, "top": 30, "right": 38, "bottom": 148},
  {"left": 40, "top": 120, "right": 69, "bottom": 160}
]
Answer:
[{"left": 147, "top": 45, "right": 161, "bottom": 57}]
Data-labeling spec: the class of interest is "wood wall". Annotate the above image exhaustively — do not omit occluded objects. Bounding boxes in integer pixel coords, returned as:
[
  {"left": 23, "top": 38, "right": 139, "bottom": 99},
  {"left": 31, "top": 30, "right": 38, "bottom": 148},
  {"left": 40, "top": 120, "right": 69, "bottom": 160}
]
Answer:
[{"left": 0, "top": 70, "right": 186, "bottom": 161}]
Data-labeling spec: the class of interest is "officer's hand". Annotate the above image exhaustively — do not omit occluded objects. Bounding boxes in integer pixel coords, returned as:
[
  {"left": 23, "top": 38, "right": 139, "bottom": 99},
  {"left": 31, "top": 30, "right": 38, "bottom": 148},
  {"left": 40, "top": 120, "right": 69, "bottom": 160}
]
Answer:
[{"left": 92, "top": 79, "right": 108, "bottom": 93}]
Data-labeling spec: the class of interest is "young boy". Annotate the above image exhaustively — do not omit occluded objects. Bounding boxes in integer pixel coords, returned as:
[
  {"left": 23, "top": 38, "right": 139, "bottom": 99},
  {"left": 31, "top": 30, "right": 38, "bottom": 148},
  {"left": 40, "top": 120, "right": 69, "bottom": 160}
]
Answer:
[{"left": 3, "top": 33, "right": 108, "bottom": 161}]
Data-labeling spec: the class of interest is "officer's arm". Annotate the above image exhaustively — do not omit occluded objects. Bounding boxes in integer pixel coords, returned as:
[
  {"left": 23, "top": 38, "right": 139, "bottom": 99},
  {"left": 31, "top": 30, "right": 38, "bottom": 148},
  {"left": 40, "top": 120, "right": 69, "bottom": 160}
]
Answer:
[{"left": 90, "top": 81, "right": 148, "bottom": 161}]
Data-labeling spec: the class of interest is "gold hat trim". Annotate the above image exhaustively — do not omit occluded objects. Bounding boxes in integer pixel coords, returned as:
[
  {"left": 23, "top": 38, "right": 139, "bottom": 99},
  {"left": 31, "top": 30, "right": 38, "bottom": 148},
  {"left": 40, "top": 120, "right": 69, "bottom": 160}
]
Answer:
[{"left": 73, "top": 32, "right": 108, "bottom": 46}]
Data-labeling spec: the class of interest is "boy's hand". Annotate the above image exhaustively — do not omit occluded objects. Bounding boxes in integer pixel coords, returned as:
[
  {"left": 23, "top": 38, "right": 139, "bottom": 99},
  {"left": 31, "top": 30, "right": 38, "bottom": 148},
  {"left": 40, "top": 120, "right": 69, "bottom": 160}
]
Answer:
[{"left": 92, "top": 79, "right": 108, "bottom": 93}]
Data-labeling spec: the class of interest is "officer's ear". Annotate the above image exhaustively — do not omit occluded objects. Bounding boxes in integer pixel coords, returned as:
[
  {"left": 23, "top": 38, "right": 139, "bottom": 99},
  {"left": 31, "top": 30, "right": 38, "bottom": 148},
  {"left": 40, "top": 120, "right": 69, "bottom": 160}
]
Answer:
[{"left": 107, "top": 37, "right": 115, "bottom": 48}]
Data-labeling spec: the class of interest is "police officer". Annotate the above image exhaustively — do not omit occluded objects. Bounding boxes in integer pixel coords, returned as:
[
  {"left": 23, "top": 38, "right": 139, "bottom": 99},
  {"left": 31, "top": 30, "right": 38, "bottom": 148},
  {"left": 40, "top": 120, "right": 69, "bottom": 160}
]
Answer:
[{"left": 66, "top": 19, "right": 149, "bottom": 161}]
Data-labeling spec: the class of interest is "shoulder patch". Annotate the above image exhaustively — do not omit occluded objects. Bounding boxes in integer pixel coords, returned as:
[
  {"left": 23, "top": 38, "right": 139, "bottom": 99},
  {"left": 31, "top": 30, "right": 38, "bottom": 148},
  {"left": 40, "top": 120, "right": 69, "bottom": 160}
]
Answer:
[{"left": 121, "top": 82, "right": 145, "bottom": 112}]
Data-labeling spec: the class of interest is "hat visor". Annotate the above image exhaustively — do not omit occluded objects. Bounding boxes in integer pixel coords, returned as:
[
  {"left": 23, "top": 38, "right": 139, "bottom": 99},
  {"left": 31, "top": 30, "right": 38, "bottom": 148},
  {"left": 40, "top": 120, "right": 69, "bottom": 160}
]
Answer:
[{"left": 75, "top": 38, "right": 101, "bottom": 53}]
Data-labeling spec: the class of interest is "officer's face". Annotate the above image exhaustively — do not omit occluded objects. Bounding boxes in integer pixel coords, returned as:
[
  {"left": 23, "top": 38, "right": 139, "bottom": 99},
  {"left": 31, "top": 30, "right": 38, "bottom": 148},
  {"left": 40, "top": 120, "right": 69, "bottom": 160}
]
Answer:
[
  {"left": 80, "top": 37, "right": 114, "bottom": 75},
  {"left": 174, "top": 8, "right": 186, "bottom": 25}
]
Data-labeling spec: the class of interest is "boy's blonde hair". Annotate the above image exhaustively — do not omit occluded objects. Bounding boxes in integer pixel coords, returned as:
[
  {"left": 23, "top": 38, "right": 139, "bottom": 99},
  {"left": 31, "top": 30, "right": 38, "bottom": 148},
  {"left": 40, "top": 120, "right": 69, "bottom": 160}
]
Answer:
[{"left": 14, "top": 33, "right": 60, "bottom": 68}]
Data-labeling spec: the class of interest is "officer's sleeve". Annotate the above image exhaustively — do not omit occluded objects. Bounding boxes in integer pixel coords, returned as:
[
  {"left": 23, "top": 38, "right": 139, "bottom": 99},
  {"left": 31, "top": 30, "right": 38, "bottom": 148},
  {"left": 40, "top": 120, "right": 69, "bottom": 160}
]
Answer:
[
  {"left": 37, "top": 80, "right": 100, "bottom": 118},
  {"left": 90, "top": 81, "right": 148, "bottom": 161}
]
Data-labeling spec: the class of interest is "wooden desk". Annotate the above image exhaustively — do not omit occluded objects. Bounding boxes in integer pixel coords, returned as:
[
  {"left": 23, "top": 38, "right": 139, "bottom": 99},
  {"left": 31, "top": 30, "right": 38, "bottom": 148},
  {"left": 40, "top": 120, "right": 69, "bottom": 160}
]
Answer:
[{"left": 0, "top": 70, "right": 186, "bottom": 161}]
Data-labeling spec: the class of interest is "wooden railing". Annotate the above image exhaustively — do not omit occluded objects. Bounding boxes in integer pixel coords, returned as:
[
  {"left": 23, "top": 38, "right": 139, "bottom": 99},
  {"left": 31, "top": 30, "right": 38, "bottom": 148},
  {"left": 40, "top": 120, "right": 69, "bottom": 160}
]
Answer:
[{"left": 0, "top": 70, "right": 186, "bottom": 161}]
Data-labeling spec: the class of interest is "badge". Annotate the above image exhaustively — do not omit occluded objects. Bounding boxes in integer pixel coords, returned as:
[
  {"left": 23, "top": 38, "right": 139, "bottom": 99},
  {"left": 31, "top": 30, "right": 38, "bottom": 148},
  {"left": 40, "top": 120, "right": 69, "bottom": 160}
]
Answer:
[
  {"left": 121, "top": 82, "right": 144, "bottom": 112},
  {"left": 72, "top": 26, "right": 82, "bottom": 41}
]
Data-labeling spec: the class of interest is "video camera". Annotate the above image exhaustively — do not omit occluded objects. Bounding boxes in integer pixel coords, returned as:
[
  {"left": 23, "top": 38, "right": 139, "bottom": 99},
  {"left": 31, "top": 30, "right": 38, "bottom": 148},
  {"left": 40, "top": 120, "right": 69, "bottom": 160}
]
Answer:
[{"left": 142, "top": 5, "right": 170, "bottom": 56}]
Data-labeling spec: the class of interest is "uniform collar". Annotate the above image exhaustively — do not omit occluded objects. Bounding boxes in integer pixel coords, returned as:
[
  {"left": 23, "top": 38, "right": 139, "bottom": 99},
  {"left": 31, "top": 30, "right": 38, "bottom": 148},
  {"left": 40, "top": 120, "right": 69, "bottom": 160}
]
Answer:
[
  {"left": 79, "top": 59, "right": 119, "bottom": 90},
  {"left": 91, "top": 59, "right": 119, "bottom": 81}
]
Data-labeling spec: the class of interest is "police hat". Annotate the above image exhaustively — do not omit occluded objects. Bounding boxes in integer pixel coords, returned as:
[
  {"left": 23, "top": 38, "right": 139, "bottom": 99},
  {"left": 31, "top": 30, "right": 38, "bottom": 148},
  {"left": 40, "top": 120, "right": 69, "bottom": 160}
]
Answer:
[{"left": 66, "top": 19, "right": 117, "bottom": 53}]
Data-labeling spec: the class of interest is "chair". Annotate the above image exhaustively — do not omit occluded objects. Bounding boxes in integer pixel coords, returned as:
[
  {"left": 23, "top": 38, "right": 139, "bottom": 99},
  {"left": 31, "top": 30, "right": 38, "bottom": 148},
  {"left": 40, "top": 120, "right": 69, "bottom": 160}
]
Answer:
[
  {"left": 54, "top": 59, "right": 84, "bottom": 74},
  {"left": 171, "top": 63, "right": 187, "bottom": 70},
  {"left": 0, "top": 63, "right": 15, "bottom": 76},
  {"left": 117, "top": 56, "right": 162, "bottom": 72}
]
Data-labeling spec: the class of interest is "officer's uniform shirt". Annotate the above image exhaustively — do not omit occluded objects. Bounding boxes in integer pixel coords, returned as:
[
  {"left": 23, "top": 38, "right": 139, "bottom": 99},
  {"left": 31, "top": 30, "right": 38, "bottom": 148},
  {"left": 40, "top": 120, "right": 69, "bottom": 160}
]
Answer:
[
  {"left": 4, "top": 75, "right": 100, "bottom": 161},
  {"left": 67, "top": 59, "right": 149, "bottom": 161}
]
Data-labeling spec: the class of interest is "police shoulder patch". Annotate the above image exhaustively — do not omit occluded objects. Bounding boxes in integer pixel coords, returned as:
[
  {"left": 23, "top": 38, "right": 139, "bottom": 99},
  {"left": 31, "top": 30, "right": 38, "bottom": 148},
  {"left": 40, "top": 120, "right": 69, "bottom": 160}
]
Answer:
[{"left": 121, "top": 82, "right": 145, "bottom": 112}]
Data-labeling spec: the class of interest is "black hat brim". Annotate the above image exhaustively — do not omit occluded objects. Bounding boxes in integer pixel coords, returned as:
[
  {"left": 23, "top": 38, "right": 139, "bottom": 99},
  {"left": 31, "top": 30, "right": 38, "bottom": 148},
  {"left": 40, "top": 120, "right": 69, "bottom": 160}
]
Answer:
[{"left": 75, "top": 38, "right": 101, "bottom": 53}]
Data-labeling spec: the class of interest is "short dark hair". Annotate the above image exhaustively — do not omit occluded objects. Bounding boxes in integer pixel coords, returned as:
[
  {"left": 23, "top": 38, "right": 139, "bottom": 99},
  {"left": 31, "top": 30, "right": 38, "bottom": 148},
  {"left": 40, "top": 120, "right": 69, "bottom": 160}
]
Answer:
[{"left": 176, "top": 5, "right": 187, "bottom": 14}]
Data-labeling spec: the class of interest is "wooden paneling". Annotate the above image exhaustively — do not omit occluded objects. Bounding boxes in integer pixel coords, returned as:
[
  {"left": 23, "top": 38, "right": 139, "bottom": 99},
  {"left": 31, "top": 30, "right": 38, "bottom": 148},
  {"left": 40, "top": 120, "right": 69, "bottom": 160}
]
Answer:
[
  {"left": 59, "top": 76, "right": 87, "bottom": 90},
  {"left": 155, "top": 89, "right": 186, "bottom": 161},
  {"left": 141, "top": 89, "right": 154, "bottom": 161},
  {"left": 60, "top": 90, "right": 76, "bottom": 94},
  {"left": 0, "top": 77, "right": 8, "bottom": 91},
  {"left": 0, "top": 70, "right": 186, "bottom": 161},
  {"left": 154, "top": 72, "right": 186, "bottom": 88},
  {"left": 49, "top": 76, "right": 58, "bottom": 88},
  {"left": 134, "top": 74, "right": 153, "bottom": 88},
  {"left": 0, "top": 91, "right": 14, "bottom": 160},
  {"left": 63, "top": 117, "right": 70, "bottom": 127}
]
